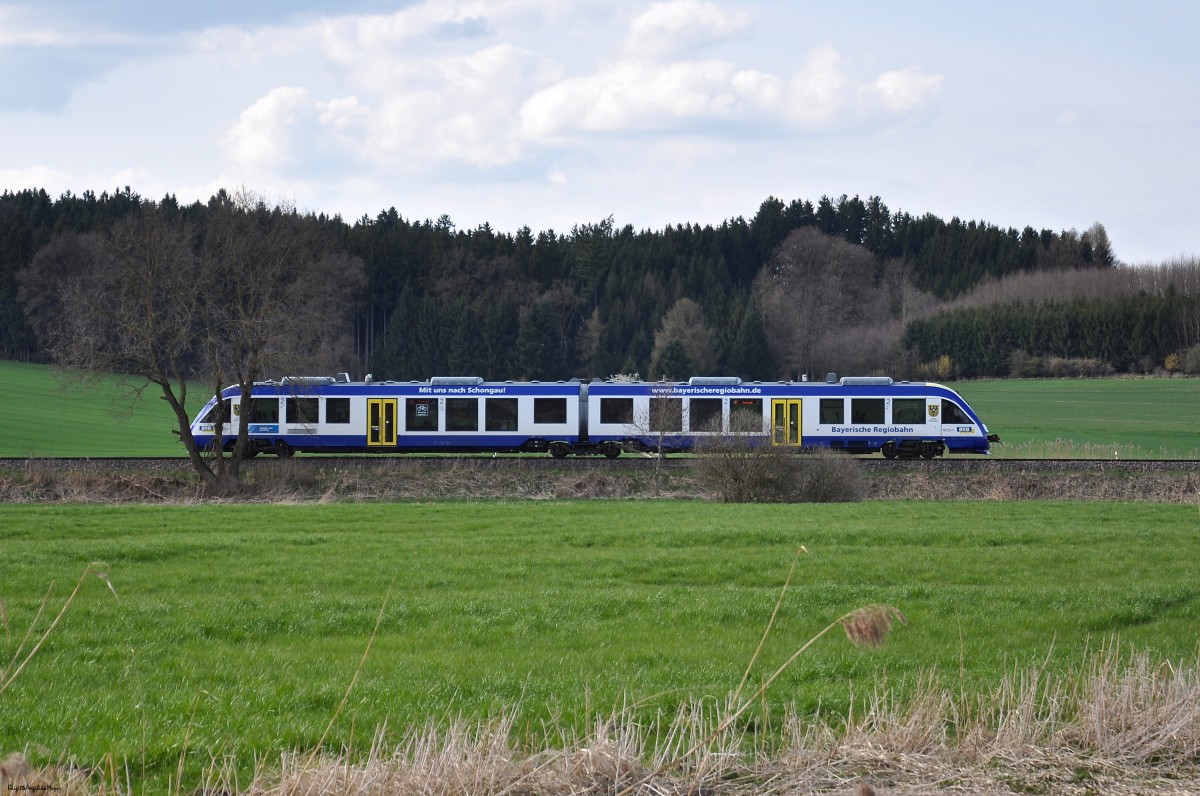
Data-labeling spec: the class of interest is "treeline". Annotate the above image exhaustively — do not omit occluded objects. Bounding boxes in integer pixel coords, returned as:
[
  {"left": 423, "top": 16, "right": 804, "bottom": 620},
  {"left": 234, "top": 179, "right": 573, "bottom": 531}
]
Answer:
[
  {"left": 2, "top": 186, "right": 1195, "bottom": 382},
  {"left": 903, "top": 291, "right": 1200, "bottom": 378}
]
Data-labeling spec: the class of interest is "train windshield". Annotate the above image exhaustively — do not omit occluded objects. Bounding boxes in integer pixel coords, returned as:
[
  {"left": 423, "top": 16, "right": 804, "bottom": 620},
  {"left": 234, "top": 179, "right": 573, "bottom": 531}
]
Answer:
[
  {"left": 198, "top": 400, "right": 226, "bottom": 425},
  {"left": 941, "top": 400, "right": 972, "bottom": 424}
]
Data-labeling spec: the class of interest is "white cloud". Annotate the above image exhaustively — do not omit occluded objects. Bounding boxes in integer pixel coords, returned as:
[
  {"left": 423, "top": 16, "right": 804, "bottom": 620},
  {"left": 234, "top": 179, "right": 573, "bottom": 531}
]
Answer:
[
  {"left": 110, "top": 166, "right": 150, "bottom": 184},
  {"left": 865, "top": 66, "right": 944, "bottom": 114},
  {"left": 0, "top": 165, "right": 75, "bottom": 192},
  {"left": 359, "top": 43, "right": 555, "bottom": 167},
  {"left": 132, "top": 2, "right": 944, "bottom": 186},
  {"left": 521, "top": 42, "right": 941, "bottom": 139},
  {"left": 785, "top": 46, "right": 848, "bottom": 125},
  {"left": 222, "top": 87, "right": 312, "bottom": 172},
  {"left": 522, "top": 60, "right": 753, "bottom": 136},
  {"left": 625, "top": 0, "right": 751, "bottom": 59},
  {"left": 0, "top": 8, "right": 70, "bottom": 47},
  {"left": 317, "top": 96, "right": 369, "bottom": 130}
]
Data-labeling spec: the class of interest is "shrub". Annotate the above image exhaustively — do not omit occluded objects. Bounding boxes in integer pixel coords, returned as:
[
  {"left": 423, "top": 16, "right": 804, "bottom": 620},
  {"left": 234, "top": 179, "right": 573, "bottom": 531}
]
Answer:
[
  {"left": 934, "top": 354, "right": 955, "bottom": 381},
  {"left": 792, "top": 451, "right": 866, "bottom": 503},
  {"left": 693, "top": 432, "right": 863, "bottom": 503},
  {"left": 1009, "top": 349, "right": 1045, "bottom": 378},
  {"left": 1043, "top": 357, "right": 1114, "bottom": 378},
  {"left": 1183, "top": 345, "right": 1200, "bottom": 375}
]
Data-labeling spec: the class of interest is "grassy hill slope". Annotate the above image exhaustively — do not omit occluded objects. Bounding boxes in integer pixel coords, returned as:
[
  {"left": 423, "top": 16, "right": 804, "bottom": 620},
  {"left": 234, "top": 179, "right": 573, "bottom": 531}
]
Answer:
[
  {"left": 0, "top": 361, "right": 186, "bottom": 457},
  {"left": 953, "top": 377, "right": 1200, "bottom": 458}
]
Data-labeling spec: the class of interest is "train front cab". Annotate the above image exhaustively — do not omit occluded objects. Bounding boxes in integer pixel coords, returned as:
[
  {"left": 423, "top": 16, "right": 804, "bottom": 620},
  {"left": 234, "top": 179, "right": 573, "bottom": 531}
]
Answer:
[
  {"left": 801, "top": 379, "right": 995, "bottom": 458},
  {"left": 660, "top": 377, "right": 995, "bottom": 459}
]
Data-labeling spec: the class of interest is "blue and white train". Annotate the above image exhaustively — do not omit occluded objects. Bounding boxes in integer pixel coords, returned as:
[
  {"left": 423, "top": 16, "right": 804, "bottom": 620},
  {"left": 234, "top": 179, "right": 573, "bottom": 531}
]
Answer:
[{"left": 188, "top": 374, "right": 999, "bottom": 459}]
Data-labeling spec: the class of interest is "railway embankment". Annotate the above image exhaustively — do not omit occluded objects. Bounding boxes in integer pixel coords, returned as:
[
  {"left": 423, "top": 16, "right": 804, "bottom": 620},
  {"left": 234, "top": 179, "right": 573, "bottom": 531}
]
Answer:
[{"left": 1, "top": 456, "right": 1197, "bottom": 503}]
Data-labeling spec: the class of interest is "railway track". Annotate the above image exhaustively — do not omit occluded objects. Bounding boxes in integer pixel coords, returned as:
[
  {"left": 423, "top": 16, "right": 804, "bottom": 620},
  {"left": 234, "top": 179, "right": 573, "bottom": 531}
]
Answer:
[{"left": 4, "top": 456, "right": 1199, "bottom": 473}]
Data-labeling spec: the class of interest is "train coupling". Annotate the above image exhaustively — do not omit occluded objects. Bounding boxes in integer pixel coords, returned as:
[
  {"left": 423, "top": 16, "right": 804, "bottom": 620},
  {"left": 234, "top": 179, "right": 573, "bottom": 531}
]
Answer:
[{"left": 987, "top": 434, "right": 1001, "bottom": 444}]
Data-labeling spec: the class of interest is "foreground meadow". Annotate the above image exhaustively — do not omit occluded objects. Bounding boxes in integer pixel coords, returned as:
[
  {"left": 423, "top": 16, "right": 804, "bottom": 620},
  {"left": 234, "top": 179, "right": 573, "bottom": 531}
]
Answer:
[{"left": 2, "top": 500, "right": 1197, "bottom": 792}]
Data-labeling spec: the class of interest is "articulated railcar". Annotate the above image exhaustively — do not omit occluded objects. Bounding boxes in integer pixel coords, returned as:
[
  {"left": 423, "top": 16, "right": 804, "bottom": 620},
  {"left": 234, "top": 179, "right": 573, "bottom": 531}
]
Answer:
[
  {"left": 188, "top": 374, "right": 998, "bottom": 459},
  {"left": 189, "top": 375, "right": 583, "bottom": 457},
  {"left": 585, "top": 376, "right": 998, "bottom": 458}
]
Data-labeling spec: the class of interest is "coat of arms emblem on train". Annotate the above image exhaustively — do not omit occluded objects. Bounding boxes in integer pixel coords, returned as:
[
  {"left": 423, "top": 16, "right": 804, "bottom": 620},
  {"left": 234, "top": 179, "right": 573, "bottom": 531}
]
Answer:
[{"left": 928, "top": 404, "right": 939, "bottom": 418}]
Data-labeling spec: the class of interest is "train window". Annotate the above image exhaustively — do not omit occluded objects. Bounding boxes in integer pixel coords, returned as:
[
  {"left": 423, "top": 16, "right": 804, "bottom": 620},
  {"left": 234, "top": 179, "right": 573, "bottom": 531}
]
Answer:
[
  {"left": 819, "top": 398, "right": 844, "bottom": 424},
  {"left": 730, "top": 398, "right": 762, "bottom": 430},
  {"left": 892, "top": 399, "right": 925, "bottom": 424},
  {"left": 533, "top": 398, "right": 567, "bottom": 424},
  {"left": 942, "top": 400, "right": 971, "bottom": 424},
  {"left": 200, "top": 401, "right": 228, "bottom": 425},
  {"left": 326, "top": 398, "right": 351, "bottom": 424},
  {"left": 850, "top": 398, "right": 884, "bottom": 424},
  {"left": 248, "top": 398, "right": 279, "bottom": 424},
  {"left": 485, "top": 398, "right": 519, "bottom": 431},
  {"left": 689, "top": 398, "right": 722, "bottom": 431},
  {"left": 286, "top": 398, "right": 319, "bottom": 424},
  {"left": 600, "top": 398, "right": 634, "bottom": 425},
  {"left": 446, "top": 398, "right": 478, "bottom": 432},
  {"left": 406, "top": 398, "right": 438, "bottom": 431},
  {"left": 650, "top": 398, "right": 683, "bottom": 432}
]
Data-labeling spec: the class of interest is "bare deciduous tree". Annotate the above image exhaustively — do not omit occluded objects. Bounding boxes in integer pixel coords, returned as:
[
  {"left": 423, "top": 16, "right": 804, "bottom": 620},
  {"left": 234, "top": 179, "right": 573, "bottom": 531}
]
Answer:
[
  {"left": 19, "top": 191, "right": 365, "bottom": 494},
  {"left": 199, "top": 190, "right": 366, "bottom": 486},
  {"left": 753, "top": 227, "right": 887, "bottom": 379},
  {"left": 947, "top": 258, "right": 1200, "bottom": 312},
  {"left": 649, "top": 298, "right": 716, "bottom": 377},
  {"left": 20, "top": 209, "right": 219, "bottom": 482}
]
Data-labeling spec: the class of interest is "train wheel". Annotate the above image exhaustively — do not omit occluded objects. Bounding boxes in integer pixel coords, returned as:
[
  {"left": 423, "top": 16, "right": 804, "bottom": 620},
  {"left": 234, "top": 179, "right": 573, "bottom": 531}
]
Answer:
[
  {"left": 223, "top": 440, "right": 259, "bottom": 459},
  {"left": 601, "top": 443, "right": 621, "bottom": 459},
  {"left": 882, "top": 442, "right": 898, "bottom": 460},
  {"left": 920, "top": 441, "right": 943, "bottom": 460},
  {"left": 549, "top": 442, "right": 569, "bottom": 459},
  {"left": 274, "top": 440, "right": 294, "bottom": 458}
]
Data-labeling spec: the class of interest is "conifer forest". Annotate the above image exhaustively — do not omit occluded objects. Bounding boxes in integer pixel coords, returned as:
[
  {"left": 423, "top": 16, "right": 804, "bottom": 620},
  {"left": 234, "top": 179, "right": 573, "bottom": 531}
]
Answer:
[{"left": 2, "top": 187, "right": 1197, "bottom": 382}]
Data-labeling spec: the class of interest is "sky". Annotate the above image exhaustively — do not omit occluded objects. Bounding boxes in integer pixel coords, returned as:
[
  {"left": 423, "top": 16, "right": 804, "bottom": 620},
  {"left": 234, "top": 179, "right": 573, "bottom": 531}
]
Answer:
[{"left": 1, "top": 0, "right": 1197, "bottom": 264}]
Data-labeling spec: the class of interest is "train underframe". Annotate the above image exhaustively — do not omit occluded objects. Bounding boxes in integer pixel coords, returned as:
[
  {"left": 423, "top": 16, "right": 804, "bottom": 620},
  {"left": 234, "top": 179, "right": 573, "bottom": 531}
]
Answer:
[
  {"left": 213, "top": 435, "right": 987, "bottom": 460},
  {"left": 880, "top": 439, "right": 947, "bottom": 460}
]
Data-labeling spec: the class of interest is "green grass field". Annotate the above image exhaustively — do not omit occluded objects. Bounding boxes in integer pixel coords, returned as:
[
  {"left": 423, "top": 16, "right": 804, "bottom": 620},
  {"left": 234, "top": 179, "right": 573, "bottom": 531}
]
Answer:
[
  {"left": 0, "top": 360, "right": 184, "bottom": 457},
  {"left": 2, "top": 360, "right": 1197, "bottom": 457},
  {"left": 2, "top": 500, "right": 1197, "bottom": 787},
  {"left": 951, "top": 378, "right": 1200, "bottom": 459}
]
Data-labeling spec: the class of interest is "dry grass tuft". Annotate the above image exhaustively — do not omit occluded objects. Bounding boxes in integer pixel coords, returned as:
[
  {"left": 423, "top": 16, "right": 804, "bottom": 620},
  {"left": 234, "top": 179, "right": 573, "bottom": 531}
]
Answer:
[
  {"left": 862, "top": 468, "right": 1199, "bottom": 503},
  {"left": 841, "top": 605, "right": 907, "bottom": 649},
  {"left": 6, "top": 646, "right": 1200, "bottom": 795},
  {"left": 0, "top": 754, "right": 32, "bottom": 792}
]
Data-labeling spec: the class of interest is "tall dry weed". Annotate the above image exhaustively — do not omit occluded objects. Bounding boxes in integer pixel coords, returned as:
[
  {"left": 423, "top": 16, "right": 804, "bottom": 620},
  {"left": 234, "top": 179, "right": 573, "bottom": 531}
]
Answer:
[
  {"left": 6, "top": 645, "right": 1199, "bottom": 795},
  {"left": 1, "top": 563, "right": 117, "bottom": 699}
]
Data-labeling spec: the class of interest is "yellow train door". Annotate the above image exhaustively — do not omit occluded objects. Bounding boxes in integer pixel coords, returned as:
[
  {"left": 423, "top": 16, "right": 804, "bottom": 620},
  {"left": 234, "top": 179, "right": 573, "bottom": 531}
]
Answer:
[
  {"left": 367, "top": 398, "right": 397, "bottom": 446},
  {"left": 771, "top": 398, "right": 802, "bottom": 446}
]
